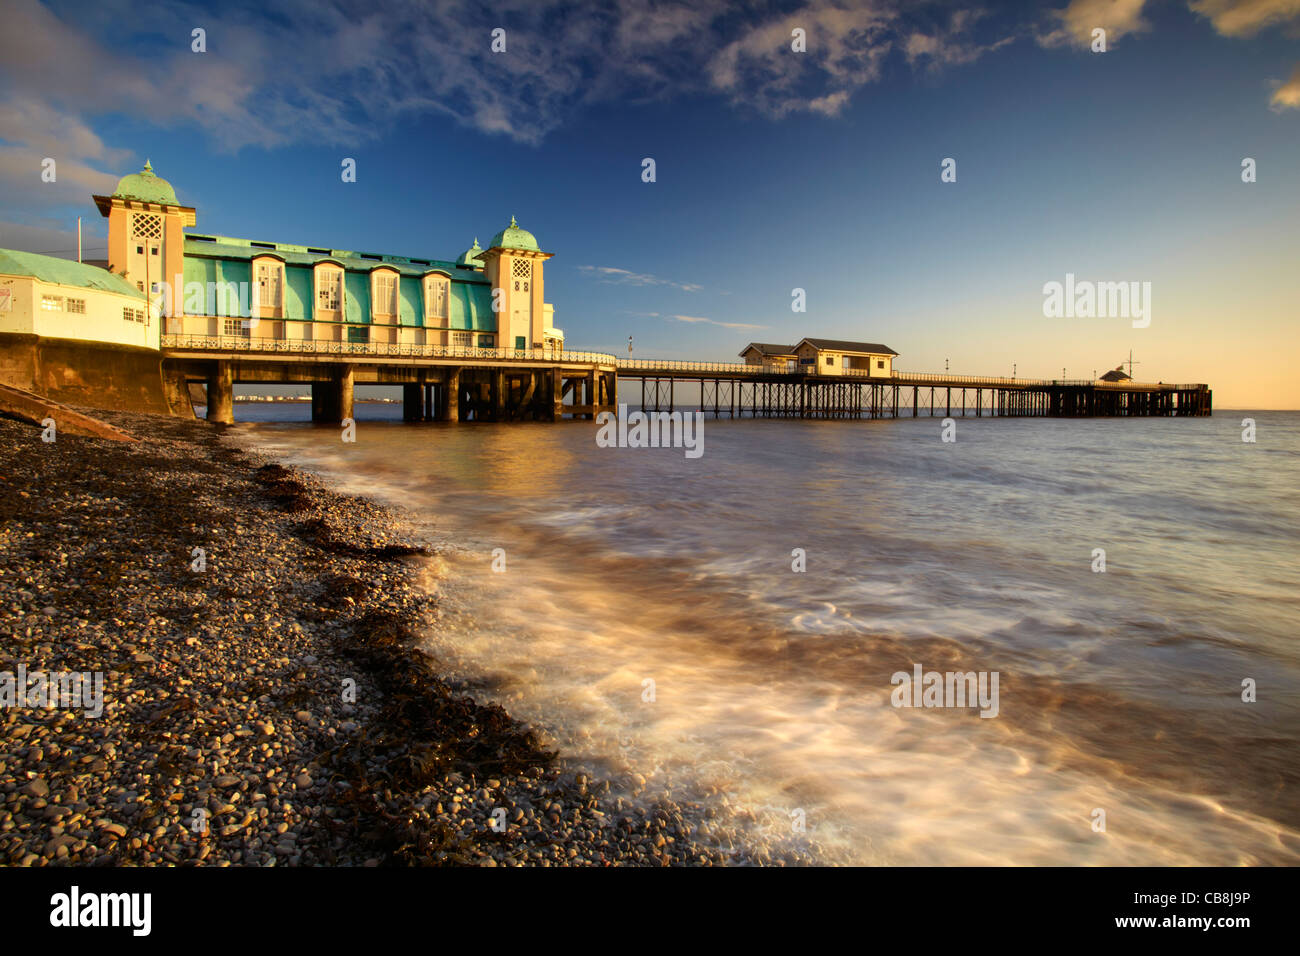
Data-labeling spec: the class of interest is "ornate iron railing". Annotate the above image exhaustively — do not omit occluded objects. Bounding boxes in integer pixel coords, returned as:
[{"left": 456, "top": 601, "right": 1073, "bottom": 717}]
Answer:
[
  {"left": 159, "top": 336, "right": 1205, "bottom": 389},
  {"left": 161, "top": 334, "right": 618, "bottom": 365}
]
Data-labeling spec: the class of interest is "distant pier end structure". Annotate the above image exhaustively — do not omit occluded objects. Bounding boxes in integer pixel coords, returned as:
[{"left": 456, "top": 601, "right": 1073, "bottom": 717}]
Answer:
[{"left": 0, "top": 159, "right": 1208, "bottom": 423}]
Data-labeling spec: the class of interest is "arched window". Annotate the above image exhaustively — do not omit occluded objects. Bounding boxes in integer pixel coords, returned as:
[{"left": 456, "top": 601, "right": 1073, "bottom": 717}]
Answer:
[
  {"left": 424, "top": 273, "right": 450, "bottom": 323},
  {"left": 252, "top": 255, "right": 285, "bottom": 318},
  {"left": 371, "top": 267, "right": 399, "bottom": 320},
  {"left": 314, "top": 263, "right": 343, "bottom": 317}
]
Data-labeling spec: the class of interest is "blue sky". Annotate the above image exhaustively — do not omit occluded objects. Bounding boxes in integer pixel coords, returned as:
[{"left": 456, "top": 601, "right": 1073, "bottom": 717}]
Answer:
[{"left": 1, "top": 0, "right": 1297, "bottom": 404}]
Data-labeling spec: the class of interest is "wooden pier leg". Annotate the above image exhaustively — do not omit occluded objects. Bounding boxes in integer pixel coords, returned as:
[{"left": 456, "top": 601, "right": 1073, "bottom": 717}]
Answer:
[
  {"left": 582, "top": 369, "right": 596, "bottom": 419},
  {"left": 913, "top": 386, "right": 918, "bottom": 417}
]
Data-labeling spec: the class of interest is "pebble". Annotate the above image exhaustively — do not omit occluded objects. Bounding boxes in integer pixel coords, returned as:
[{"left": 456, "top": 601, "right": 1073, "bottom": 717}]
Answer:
[{"left": 0, "top": 413, "right": 799, "bottom": 869}]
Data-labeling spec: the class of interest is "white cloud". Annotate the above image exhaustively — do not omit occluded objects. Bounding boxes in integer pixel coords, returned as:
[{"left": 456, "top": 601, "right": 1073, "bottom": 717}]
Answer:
[
  {"left": 580, "top": 265, "right": 703, "bottom": 293},
  {"left": 0, "top": 0, "right": 1021, "bottom": 159},
  {"left": 670, "top": 314, "right": 765, "bottom": 329},
  {"left": 1189, "top": 0, "right": 1300, "bottom": 37},
  {"left": 1038, "top": 0, "right": 1151, "bottom": 48},
  {"left": 1271, "top": 62, "right": 1300, "bottom": 108}
]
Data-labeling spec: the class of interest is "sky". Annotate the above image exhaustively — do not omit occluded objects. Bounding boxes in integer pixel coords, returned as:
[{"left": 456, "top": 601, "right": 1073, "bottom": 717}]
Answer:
[{"left": 0, "top": 0, "right": 1297, "bottom": 407}]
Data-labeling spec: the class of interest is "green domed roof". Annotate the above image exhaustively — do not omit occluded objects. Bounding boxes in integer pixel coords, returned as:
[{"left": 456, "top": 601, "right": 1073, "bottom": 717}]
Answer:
[
  {"left": 488, "top": 216, "right": 539, "bottom": 252},
  {"left": 112, "top": 160, "right": 179, "bottom": 205},
  {"left": 456, "top": 238, "right": 485, "bottom": 267}
]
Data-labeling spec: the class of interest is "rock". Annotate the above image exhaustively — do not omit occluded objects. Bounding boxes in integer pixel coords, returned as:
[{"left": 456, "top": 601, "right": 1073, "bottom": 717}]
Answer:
[
  {"left": 294, "top": 773, "right": 312, "bottom": 789},
  {"left": 44, "top": 835, "right": 77, "bottom": 856},
  {"left": 22, "top": 778, "right": 49, "bottom": 799}
]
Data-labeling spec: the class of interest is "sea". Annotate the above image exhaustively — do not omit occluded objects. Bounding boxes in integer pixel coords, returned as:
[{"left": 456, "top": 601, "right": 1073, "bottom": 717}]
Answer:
[{"left": 228, "top": 400, "right": 1300, "bottom": 865}]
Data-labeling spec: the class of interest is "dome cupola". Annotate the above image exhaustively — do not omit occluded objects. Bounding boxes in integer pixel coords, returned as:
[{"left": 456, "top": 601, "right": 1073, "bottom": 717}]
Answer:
[
  {"left": 488, "top": 216, "right": 539, "bottom": 252},
  {"left": 456, "top": 238, "right": 485, "bottom": 268},
  {"left": 111, "top": 160, "right": 179, "bottom": 205}
]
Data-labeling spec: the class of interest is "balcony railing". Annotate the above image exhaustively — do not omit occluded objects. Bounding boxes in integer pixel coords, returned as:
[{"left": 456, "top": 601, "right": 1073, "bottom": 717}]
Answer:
[
  {"left": 161, "top": 334, "right": 618, "bottom": 365},
  {"left": 617, "top": 359, "right": 774, "bottom": 373},
  {"left": 159, "top": 336, "right": 1204, "bottom": 389}
]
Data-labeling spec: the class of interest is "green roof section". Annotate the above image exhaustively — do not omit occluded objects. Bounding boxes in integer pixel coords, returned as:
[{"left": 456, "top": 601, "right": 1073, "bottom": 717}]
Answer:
[
  {"left": 488, "top": 216, "right": 540, "bottom": 252},
  {"left": 112, "top": 160, "right": 180, "bottom": 206},
  {"left": 183, "top": 234, "right": 489, "bottom": 283},
  {"left": 0, "top": 248, "right": 145, "bottom": 299}
]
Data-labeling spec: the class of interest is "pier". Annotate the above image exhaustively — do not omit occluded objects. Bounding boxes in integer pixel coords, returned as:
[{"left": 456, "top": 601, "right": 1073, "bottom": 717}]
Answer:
[
  {"left": 161, "top": 336, "right": 1211, "bottom": 424},
  {"left": 618, "top": 363, "right": 1212, "bottom": 418}
]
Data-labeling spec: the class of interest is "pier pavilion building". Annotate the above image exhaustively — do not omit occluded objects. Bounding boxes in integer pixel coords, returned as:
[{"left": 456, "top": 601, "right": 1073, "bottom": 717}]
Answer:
[
  {"left": 89, "top": 162, "right": 565, "bottom": 353},
  {"left": 741, "top": 338, "right": 897, "bottom": 377}
]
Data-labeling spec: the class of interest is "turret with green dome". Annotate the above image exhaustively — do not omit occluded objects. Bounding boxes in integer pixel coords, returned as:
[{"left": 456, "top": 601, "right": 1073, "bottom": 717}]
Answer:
[
  {"left": 487, "top": 216, "right": 540, "bottom": 253},
  {"left": 110, "top": 160, "right": 180, "bottom": 206},
  {"left": 456, "top": 238, "right": 485, "bottom": 269}
]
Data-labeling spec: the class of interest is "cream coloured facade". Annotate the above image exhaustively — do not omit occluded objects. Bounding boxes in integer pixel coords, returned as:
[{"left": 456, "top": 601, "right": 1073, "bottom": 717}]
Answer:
[
  {"left": 742, "top": 338, "right": 897, "bottom": 376},
  {"left": 0, "top": 250, "right": 154, "bottom": 350},
  {"left": 793, "top": 338, "right": 895, "bottom": 376},
  {"left": 86, "top": 163, "right": 564, "bottom": 353}
]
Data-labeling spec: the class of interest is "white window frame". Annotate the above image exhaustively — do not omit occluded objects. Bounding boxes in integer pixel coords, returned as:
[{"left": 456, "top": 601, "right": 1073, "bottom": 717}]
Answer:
[
  {"left": 66, "top": 298, "right": 85, "bottom": 314},
  {"left": 253, "top": 257, "right": 285, "bottom": 317},
  {"left": 424, "top": 274, "right": 450, "bottom": 324},
  {"left": 41, "top": 295, "right": 63, "bottom": 312},
  {"left": 371, "top": 268, "right": 399, "bottom": 321},
  {"left": 451, "top": 330, "right": 472, "bottom": 347},
  {"left": 315, "top": 264, "right": 343, "bottom": 316}
]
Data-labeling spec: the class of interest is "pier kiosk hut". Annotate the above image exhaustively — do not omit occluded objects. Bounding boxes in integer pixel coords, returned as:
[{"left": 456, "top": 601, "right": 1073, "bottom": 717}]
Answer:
[
  {"left": 740, "top": 342, "right": 798, "bottom": 370},
  {"left": 1099, "top": 366, "right": 1132, "bottom": 383},
  {"left": 793, "top": 338, "right": 897, "bottom": 377}
]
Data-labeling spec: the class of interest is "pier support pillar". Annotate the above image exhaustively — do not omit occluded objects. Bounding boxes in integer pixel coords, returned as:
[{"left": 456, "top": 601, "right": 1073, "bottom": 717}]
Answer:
[
  {"left": 206, "top": 361, "right": 233, "bottom": 424},
  {"left": 440, "top": 367, "right": 460, "bottom": 422},
  {"left": 403, "top": 384, "right": 422, "bottom": 421},
  {"left": 336, "top": 365, "right": 354, "bottom": 423},
  {"left": 310, "top": 382, "right": 331, "bottom": 422},
  {"left": 493, "top": 369, "right": 506, "bottom": 421},
  {"left": 584, "top": 370, "right": 597, "bottom": 419},
  {"left": 549, "top": 369, "right": 563, "bottom": 420}
]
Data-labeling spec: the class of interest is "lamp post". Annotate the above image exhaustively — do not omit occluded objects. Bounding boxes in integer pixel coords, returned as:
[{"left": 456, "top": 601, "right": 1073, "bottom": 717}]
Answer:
[
  {"left": 628, "top": 335, "right": 633, "bottom": 356},
  {"left": 945, "top": 357, "right": 949, "bottom": 373},
  {"left": 1012, "top": 363, "right": 1016, "bottom": 380}
]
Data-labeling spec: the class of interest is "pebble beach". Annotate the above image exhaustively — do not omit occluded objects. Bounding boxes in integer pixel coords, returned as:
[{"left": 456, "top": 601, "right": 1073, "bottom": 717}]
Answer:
[{"left": 0, "top": 410, "right": 807, "bottom": 866}]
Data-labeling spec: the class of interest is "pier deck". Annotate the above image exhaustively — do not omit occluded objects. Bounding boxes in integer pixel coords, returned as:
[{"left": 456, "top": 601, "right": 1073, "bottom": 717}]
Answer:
[{"left": 161, "top": 336, "right": 1211, "bottom": 423}]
